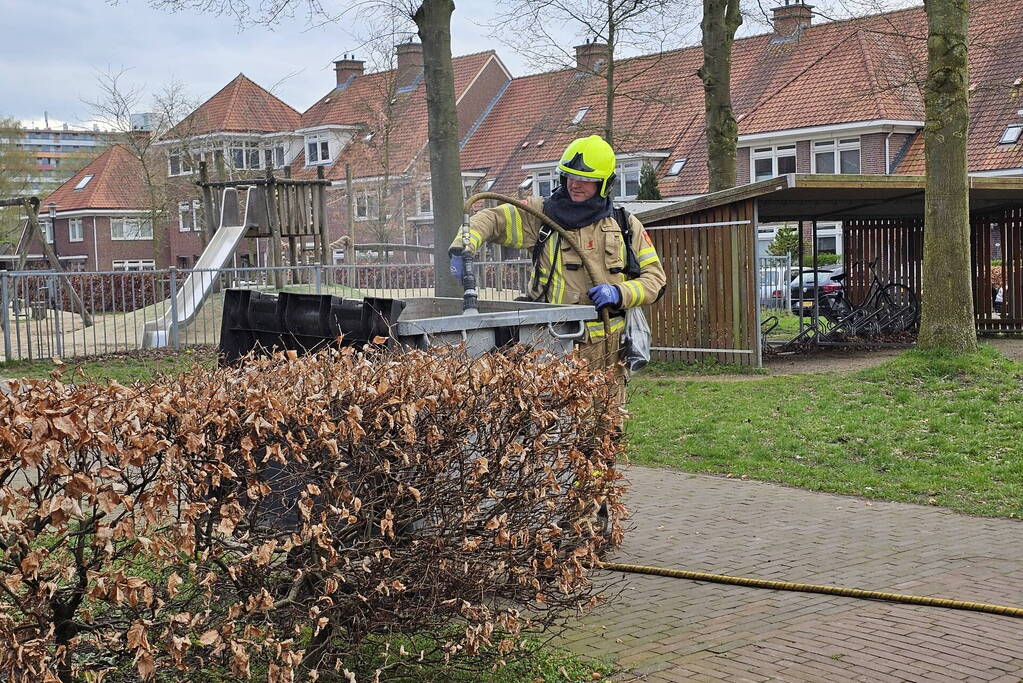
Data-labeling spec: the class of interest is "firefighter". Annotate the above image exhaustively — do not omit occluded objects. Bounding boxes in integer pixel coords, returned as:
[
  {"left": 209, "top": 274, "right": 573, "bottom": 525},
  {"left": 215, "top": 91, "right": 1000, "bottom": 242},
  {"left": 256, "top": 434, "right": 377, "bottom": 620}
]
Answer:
[{"left": 449, "top": 134, "right": 666, "bottom": 382}]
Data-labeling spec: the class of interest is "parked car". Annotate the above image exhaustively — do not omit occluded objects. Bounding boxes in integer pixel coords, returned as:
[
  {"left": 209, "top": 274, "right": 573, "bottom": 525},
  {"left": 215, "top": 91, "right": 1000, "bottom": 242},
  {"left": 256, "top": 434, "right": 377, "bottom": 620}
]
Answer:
[{"left": 790, "top": 267, "right": 845, "bottom": 315}]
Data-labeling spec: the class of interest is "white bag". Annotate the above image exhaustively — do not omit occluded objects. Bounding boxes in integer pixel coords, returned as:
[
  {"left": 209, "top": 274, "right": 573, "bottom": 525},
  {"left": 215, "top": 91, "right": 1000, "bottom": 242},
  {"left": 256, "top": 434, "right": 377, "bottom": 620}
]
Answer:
[{"left": 622, "top": 306, "right": 651, "bottom": 373}]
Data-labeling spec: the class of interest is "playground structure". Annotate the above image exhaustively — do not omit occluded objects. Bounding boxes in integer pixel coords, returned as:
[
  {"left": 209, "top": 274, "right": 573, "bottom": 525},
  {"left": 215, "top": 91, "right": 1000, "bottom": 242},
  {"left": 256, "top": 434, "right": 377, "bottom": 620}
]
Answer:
[
  {"left": 142, "top": 165, "right": 331, "bottom": 348},
  {"left": 0, "top": 196, "right": 92, "bottom": 328}
]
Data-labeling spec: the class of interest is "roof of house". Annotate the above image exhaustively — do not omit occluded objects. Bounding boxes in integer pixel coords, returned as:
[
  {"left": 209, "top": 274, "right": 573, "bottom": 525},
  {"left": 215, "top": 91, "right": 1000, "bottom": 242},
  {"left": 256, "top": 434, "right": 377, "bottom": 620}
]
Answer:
[
  {"left": 897, "top": 0, "right": 1023, "bottom": 174},
  {"left": 42, "top": 145, "right": 150, "bottom": 212},
  {"left": 464, "top": 0, "right": 1022, "bottom": 196},
  {"left": 164, "top": 73, "right": 301, "bottom": 139},
  {"left": 291, "top": 51, "right": 502, "bottom": 182}
]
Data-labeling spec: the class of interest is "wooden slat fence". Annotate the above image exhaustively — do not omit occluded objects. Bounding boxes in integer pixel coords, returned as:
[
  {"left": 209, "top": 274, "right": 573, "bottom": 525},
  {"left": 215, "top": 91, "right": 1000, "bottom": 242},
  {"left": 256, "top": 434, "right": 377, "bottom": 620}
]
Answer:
[
  {"left": 843, "top": 210, "right": 1023, "bottom": 333},
  {"left": 644, "top": 199, "right": 759, "bottom": 366}
]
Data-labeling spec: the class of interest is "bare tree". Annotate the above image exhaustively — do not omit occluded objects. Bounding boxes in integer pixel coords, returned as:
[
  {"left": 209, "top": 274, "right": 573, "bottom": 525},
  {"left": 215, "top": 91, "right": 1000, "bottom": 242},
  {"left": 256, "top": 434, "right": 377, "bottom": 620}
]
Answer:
[
  {"left": 84, "top": 70, "right": 200, "bottom": 264},
  {"left": 486, "top": 0, "right": 697, "bottom": 147},
  {"left": 147, "top": 0, "right": 465, "bottom": 294},
  {"left": 918, "top": 0, "right": 975, "bottom": 352}
]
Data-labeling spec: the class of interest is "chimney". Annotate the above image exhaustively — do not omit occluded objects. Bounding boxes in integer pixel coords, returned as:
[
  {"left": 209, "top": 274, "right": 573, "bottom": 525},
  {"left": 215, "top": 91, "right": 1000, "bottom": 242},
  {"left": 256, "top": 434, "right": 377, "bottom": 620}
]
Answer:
[
  {"left": 396, "top": 41, "right": 424, "bottom": 88},
  {"left": 574, "top": 39, "right": 608, "bottom": 73},
  {"left": 772, "top": 0, "right": 814, "bottom": 39},
  {"left": 334, "top": 54, "right": 365, "bottom": 87}
]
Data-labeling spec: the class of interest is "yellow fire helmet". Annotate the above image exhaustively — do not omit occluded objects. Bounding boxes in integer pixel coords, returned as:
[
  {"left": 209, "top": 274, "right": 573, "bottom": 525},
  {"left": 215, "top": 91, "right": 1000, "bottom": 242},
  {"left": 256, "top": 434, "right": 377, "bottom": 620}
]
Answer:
[{"left": 557, "top": 135, "right": 617, "bottom": 198}]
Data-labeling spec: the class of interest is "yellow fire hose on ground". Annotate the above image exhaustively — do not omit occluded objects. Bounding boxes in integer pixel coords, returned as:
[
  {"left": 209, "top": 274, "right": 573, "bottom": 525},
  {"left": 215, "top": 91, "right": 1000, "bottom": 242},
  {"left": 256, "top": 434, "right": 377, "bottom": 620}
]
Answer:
[
  {"left": 463, "top": 193, "right": 1023, "bottom": 621},
  {"left": 600, "top": 562, "right": 1023, "bottom": 619},
  {"left": 462, "top": 192, "right": 614, "bottom": 367}
]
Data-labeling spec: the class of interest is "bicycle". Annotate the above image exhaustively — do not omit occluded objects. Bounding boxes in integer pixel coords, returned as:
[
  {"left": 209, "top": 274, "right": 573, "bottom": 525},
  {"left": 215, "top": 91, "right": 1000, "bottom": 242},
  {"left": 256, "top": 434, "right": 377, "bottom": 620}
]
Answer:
[{"left": 820, "top": 258, "right": 919, "bottom": 338}]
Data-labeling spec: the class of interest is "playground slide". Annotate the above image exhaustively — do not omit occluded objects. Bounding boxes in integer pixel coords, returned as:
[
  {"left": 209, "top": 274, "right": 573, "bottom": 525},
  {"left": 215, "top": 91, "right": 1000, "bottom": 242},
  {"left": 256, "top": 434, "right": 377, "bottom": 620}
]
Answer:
[{"left": 142, "top": 188, "right": 253, "bottom": 348}]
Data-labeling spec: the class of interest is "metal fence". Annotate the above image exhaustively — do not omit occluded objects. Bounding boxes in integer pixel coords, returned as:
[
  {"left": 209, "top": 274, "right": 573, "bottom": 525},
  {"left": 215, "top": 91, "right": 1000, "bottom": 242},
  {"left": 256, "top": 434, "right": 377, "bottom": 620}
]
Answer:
[
  {"left": 757, "top": 255, "right": 791, "bottom": 311},
  {"left": 0, "top": 260, "right": 533, "bottom": 362}
]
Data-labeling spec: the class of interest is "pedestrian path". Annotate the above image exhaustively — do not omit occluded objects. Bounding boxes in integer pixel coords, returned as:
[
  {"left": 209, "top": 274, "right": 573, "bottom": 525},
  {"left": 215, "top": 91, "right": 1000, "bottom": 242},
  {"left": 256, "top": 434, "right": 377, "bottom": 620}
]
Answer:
[{"left": 561, "top": 466, "right": 1023, "bottom": 682}]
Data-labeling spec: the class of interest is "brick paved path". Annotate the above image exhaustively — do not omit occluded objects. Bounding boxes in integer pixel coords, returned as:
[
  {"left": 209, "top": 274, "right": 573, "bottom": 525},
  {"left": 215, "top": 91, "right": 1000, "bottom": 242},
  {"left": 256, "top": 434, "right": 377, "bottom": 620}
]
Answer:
[{"left": 561, "top": 467, "right": 1023, "bottom": 682}]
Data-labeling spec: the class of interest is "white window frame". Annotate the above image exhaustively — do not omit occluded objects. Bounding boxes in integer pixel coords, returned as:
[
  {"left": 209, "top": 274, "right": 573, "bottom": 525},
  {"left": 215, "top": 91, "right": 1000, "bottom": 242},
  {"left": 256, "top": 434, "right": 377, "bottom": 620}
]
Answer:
[
  {"left": 811, "top": 138, "right": 861, "bottom": 174},
  {"left": 74, "top": 174, "right": 94, "bottom": 190},
  {"left": 571, "top": 106, "right": 590, "bottom": 125},
  {"left": 69, "top": 217, "right": 84, "bottom": 243},
  {"left": 999, "top": 125, "right": 1023, "bottom": 145},
  {"left": 305, "top": 134, "right": 332, "bottom": 165},
  {"left": 228, "top": 141, "right": 262, "bottom": 170},
  {"left": 42, "top": 219, "right": 54, "bottom": 244},
  {"left": 751, "top": 144, "right": 797, "bottom": 182},
  {"left": 179, "top": 200, "right": 202, "bottom": 232},
  {"left": 416, "top": 185, "right": 433, "bottom": 215},
  {"left": 354, "top": 188, "right": 379, "bottom": 220},
  {"left": 667, "top": 159, "right": 687, "bottom": 176},
  {"left": 533, "top": 170, "right": 558, "bottom": 198},
  {"left": 112, "top": 259, "right": 156, "bottom": 272},
  {"left": 111, "top": 217, "right": 154, "bottom": 241},
  {"left": 613, "top": 160, "right": 643, "bottom": 200},
  {"left": 167, "top": 149, "right": 193, "bottom": 177}
]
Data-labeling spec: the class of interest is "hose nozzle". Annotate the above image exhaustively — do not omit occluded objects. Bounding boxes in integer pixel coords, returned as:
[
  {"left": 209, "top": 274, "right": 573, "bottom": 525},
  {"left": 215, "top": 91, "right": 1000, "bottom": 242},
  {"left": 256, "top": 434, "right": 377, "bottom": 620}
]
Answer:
[{"left": 460, "top": 212, "right": 478, "bottom": 315}]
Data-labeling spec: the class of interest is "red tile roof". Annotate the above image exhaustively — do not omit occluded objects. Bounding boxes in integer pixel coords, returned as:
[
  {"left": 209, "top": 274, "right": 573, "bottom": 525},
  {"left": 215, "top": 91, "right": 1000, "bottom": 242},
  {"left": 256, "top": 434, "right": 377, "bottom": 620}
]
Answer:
[
  {"left": 164, "top": 74, "right": 301, "bottom": 139},
  {"left": 465, "top": 0, "right": 1022, "bottom": 196},
  {"left": 42, "top": 145, "right": 150, "bottom": 212},
  {"left": 291, "top": 51, "right": 500, "bottom": 182},
  {"left": 897, "top": 0, "right": 1023, "bottom": 174}
]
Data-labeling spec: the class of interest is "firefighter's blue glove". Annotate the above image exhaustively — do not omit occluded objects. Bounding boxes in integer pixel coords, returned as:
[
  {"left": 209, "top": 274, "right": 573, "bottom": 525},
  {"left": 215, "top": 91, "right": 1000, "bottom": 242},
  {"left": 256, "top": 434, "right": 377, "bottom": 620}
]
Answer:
[
  {"left": 449, "top": 254, "right": 465, "bottom": 280},
  {"left": 588, "top": 284, "right": 621, "bottom": 310}
]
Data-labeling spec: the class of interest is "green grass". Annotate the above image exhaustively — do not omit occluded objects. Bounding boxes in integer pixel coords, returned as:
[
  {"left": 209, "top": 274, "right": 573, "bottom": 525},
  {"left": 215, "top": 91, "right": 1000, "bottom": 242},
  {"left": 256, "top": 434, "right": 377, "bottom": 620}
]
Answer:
[
  {"left": 0, "top": 349, "right": 217, "bottom": 384},
  {"left": 627, "top": 345, "right": 1023, "bottom": 518}
]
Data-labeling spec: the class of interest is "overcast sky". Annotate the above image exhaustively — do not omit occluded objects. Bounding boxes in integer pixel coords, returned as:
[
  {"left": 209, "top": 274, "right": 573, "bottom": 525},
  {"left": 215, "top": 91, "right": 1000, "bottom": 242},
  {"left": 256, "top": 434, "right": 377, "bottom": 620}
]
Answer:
[{"left": 2, "top": 0, "right": 913, "bottom": 131}]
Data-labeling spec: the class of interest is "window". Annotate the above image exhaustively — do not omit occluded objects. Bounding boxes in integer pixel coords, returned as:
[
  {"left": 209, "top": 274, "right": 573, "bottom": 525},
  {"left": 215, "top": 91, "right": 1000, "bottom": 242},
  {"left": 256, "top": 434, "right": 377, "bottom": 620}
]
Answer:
[
  {"left": 263, "top": 144, "right": 287, "bottom": 169},
  {"left": 534, "top": 170, "right": 558, "bottom": 198},
  {"left": 42, "top": 219, "right": 53, "bottom": 244},
  {"left": 69, "top": 218, "right": 84, "bottom": 242},
  {"left": 667, "top": 159, "right": 687, "bottom": 176},
  {"left": 111, "top": 217, "right": 154, "bottom": 241},
  {"left": 611, "top": 161, "right": 642, "bottom": 199},
  {"left": 751, "top": 145, "right": 796, "bottom": 182},
  {"left": 417, "top": 186, "right": 432, "bottom": 214},
  {"left": 518, "top": 176, "right": 533, "bottom": 190},
  {"left": 813, "top": 138, "right": 860, "bottom": 174},
  {"left": 571, "top": 106, "right": 590, "bottom": 125},
  {"left": 179, "top": 201, "right": 201, "bottom": 232},
  {"left": 168, "top": 149, "right": 192, "bottom": 176},
  {"left": 999, "top": 125, "right": 1023, "bottom": 145},
  {"left": 112, "top": 259, "right": 156, "bottom": 271},
  {"left": 306, "top": 134, "right": 331, "bottom": 165},
  {"left": 354, "top": 189, "right": 379, "bottom": 219},
  {"left": 483, "top": 179, "right": 496, "bottom": 191},
  {"left": 74, "top": 174, "right": 94, "bottom": 190},
  {"left": 229, "top": 141, "right": 261, "bottom": 170}
]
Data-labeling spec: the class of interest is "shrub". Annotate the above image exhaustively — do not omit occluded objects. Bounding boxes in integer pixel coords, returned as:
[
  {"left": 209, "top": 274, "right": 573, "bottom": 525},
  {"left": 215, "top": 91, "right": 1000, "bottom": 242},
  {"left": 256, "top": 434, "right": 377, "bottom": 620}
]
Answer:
[{"left": 0, "top": 345, "right": 625, "bottom": 681}]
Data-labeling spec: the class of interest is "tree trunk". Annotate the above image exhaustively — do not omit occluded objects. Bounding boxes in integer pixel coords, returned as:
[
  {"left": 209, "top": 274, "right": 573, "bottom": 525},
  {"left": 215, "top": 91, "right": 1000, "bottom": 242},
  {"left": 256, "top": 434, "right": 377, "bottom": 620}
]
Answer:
[
  {"left": 604, "top": 0, "right": 615, "bottom": 146},
  {"left": 415, "top": 0, "right": 463, "bottom": 297},
  {"left": 918, "top": 0, "right": 976, "bottom": 352},
  {"left": 698, "top": 0, "right": 742, "bottom": 193}
]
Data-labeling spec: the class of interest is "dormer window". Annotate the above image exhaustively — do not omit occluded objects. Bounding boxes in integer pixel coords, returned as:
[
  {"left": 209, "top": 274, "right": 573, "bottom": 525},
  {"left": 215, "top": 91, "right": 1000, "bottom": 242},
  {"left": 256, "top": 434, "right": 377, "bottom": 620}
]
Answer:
[
  {"left": 306, "top": 133, "right": 331, "bottom": 165},
  {"left": 667, "top": 159, "right": 687, "bottom": 176},
  {"left": 571, "top": 106, "right": 590, "bottom": 125},
  {"left": 74, "top": 174, "right": 94, "bottom": 190},
  {"left": 999, "top": 125, "right": 1023, "bottom": 145}
]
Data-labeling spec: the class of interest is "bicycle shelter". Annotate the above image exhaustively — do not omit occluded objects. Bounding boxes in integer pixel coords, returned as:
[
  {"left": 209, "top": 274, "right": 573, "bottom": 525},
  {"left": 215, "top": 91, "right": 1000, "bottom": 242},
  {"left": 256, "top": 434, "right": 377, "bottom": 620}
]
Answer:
[{"left": 635, "top": 174, "right": 1023, "bottom": 363}]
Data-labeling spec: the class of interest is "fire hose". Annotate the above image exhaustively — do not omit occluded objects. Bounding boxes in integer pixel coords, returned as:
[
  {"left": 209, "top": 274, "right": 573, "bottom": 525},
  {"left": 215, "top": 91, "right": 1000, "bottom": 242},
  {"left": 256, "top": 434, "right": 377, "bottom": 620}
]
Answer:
[
  {"left": 462, "top": 192, "right": 615, "bottom": 367},
  {"left": 599, "top": 562, "right": 1023, "bottom": 619}
]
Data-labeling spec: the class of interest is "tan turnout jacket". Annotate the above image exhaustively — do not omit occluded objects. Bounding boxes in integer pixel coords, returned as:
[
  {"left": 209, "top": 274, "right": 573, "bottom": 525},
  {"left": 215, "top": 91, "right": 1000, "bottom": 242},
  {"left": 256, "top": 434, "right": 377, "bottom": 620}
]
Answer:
[{"left": 450, "top": 198, "right": 667, "bottom": 343}]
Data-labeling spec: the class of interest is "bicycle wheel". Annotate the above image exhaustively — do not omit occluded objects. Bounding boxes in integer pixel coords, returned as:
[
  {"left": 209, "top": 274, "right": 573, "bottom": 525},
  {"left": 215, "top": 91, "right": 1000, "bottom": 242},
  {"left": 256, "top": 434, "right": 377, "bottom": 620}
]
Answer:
[{"left": 877, "top": 283, "right": 919, "bottom": 332}]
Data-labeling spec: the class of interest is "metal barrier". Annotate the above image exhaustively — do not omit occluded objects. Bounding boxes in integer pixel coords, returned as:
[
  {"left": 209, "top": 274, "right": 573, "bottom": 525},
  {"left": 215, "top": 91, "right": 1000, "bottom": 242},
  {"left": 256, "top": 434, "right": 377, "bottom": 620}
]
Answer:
[
  {"left": 758, "top": 255, "right": 791, "bottom": 311},
  {"left": 0, "top": 260, "right": 533, "bottom": 362}
]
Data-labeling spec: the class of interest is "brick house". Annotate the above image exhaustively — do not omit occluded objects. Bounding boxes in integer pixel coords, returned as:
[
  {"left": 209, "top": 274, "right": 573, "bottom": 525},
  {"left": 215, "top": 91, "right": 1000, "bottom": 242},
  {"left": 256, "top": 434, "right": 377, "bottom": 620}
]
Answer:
[
  {"left": 83, "top": 0, "right": 1023, "bottom": 270},
  {"left": 35, "top": 145, "right": 164, "bottom": 271}
]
